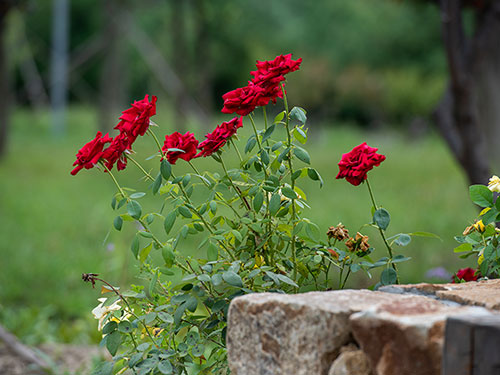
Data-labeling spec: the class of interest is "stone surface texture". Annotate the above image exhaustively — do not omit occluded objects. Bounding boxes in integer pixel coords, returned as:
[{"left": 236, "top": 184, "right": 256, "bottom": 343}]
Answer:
[
  {"left": 227, "top": 281, "right": 500, "bottom": 375},
  {"left": 227, "top": 290, "right": 404, "bottom": 375},
  {"left": 328, "top": 344, "right": 373, "bottom": 375},
  {"left": 350, "top": 297, "right": 492, "bottom": 375},
  {"left": 380, "top": 279, "right": 500, "bottom": 310}
]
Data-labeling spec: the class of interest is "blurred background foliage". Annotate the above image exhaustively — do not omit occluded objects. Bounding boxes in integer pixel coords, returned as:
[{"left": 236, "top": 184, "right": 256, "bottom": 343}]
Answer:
[{"left": 0, "top": 0, "right": 482, "bottom": 346}]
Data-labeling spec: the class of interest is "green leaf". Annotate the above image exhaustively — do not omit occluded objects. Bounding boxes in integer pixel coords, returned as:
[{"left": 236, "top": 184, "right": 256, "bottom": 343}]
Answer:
[
  {"left": 262, "top": 124, "right": 276, "bottom": 143},
  {"left": 408, "top": 231, "right": 441, "bottom": 240},
  {"left": 222, "top": 271, "right": 243, "bottom": 288},
  {"left": 305, "top": 222, "right": 320, "bottom": 242},
  {"left": 139, "top": 243, "right": 153, "bottom": 263},
  {"left": 253, "top": 191, "right": 264, "bottom": 212},
  {"left": 198, "top": 274, "right": 211, "bottom": 282},
  {"left": 373, "top": 208, "right": 390, "bottom": 230},
  {"left": 380, "top": 268, "right": 397, "bottom": 285},
  {"left": 211, "top": 274, "right": 223, "bottom": 286},
  {"left": 164, "top": 211, "right": 176, "bottom": 234},
  {"left": 260, "top": 149, "right": 270, "bottom": 165},
  {"left": 482, "top": 207, "right": 498, "bottom": 225},
  {"left": 131, "top": 236, "right": 140, "bottom": 259},
  {"left": 391, "top": 254, "right": 411, "bottom": 263},
  {"left": 178, "top": 206, "right": 192, "bottom": 218},
  {"left": 245, "top": 137, "right": 257, "bottom": 154},
  {"left": 105, "top": 331, "right": 121, "bottom": 356},
  {"left": 192, "top": 344, "right": 205, "bottom": 357},
  {"left": 307, "top": 168, "right": 323, "bottom": 188},
  {"left": 271, "top": 141, "right": 283, "bottom": 152},
  {"left": 186, "top": 296, "right": 198, "bottom": 312},
  {"left": 454, "top": 243, "right": 473, "bottom": 253},
  {"left": 118, "top": 321, "right": 132, "bottom": 333},
  {"left": 130, "top": 192, "right": 146, "bottom": 199},
  {"left": 161, "top": 244, "right": 175, "bottom": 268},
  {"left": 293, "top": 147, "right": 311, "bottom": 164},
  {"left": 276, "top": 274, "right": 298, "bottom": 287},
  {"left": 210, "top": 201, "right": 217, "bottom": 214},
  {"left": 113, "top": 216, "right": 123, "bottom": 231},
  {"left": 290, "top": 106, "right": 307, "bottom": 123},
  {"left": 273, "top": 111, "right": 285, "bottom": 124},
  {"left": 277, "top": 147, "right": 291, "bottom": 163},
  {"left": 281, "top": 187, "right": 297, "bottom": 199},
  {"left": 291, "top": 170, "right": 302, "bottom": 181},
  {"left": 160, "top": 160, "right": 172, "bottom": 180},
  {"left": 127, "top": 200, "right": 142, "bottom": 219},
  {"left": 394, "top": 234, "right": 411, "bottom": 246},
  {"left": 182, "top": 174, "right": 191, "bottom": 187},
  {"left": 469, "top": 185, "right": 493, "bottom": 207},
  {"left": 293, "top": 126, "right": 307, "bottom": 144},
  {"left": 158, "top": 360, "right": 173, "bottom": 374},
  {"left": 152, "top": 173, "right": 162, "bottom": 195},
  {"left": 207, "top": 242, "right": 218, "bottom": 261},
  {"left": 102, "top": 321, "right": 117, "bottom": 334},
  {"left": 91, "top": 361, "right": 113, "bottom": 375},
  {"left": 268, "top": 193, "right": 281, "bottom": 216}
]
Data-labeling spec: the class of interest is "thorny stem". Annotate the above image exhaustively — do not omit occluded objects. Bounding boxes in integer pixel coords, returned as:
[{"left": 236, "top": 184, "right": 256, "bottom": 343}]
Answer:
[
  {"left": 102, "top": 162, "right": 163, "bottom": 249},
  {"left": 82, "top": 274, "right": 159, "bottom": 347},
  {"left": 127, "top": 155, "right": 154, "bottom": 181},
  {"left": 172, "top": 172, "right": 237, "bottom": 261},
  {"left": 366, "top": 178, "right": 399, "bottom": 283},
  {"left": 147, "top": 128, "right": 165, "bottom": 158},
  {"left": 230, "top": 138, "right": 244, "bottom": 165},
  {"left": 219, "top": 156, "right": 251, "bottom": 211},
  {"left": 188, "top": 161, "right": 242, "bottom": 219},
  {"left": 281, "top": 84, "right": 298, "bottom": 286}
]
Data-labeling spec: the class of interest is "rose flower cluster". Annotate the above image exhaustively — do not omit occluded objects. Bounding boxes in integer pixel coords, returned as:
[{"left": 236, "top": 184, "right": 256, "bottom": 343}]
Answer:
[{"left": 71, "top": 54, "right": 302, "bottom": 174}]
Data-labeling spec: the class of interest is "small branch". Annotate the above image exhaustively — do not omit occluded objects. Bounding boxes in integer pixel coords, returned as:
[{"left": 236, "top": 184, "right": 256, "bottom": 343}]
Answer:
[{"left": 0, "top": 324, "right": 50, "bottom": 373}]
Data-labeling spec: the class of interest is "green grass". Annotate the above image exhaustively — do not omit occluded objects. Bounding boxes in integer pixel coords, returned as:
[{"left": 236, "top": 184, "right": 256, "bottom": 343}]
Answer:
[{"left": 0, "top": 106, "right": 478, "bottom": 343}]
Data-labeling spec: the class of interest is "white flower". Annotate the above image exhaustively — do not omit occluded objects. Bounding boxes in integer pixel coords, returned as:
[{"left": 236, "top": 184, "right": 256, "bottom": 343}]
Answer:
[
  {"left": 488, "top": 175, "right": 500, "bottom": 193},
  {"left": 92, "top": 298, "right": 122, "bottom": 330}
]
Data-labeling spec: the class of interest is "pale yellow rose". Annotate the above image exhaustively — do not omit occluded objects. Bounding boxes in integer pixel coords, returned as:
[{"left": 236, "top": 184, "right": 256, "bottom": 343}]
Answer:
[
  {"left": 92, "top": 298, "right": 122, "bottom": 331},
  {"left": 488, "top": 175, "right": 500, "bottom": 193}
]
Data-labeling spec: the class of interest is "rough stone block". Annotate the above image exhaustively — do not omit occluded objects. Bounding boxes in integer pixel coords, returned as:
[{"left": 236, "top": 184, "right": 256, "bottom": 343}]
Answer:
[
  {"left": 227, "top": 290, "right": 404, "bottom": 375},
  {"left": 350, "top": 297, "right": 493, "bottom": 375}
]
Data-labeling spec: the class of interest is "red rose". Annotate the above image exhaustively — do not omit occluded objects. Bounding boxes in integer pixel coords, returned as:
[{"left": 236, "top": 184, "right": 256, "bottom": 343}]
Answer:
[
  {"left": 221, "top": 83, "right": 264, "bottom": 116},
  {"left": 251, "top": 54, "right": 302, "bottom": 85},
  {"left": 114, "top": 95, "right": 157, "bottom": 147},
  {"left": 452, "top": 267, "right": 479, "bottom": 283},
  {"left": 197, "top": 117, "right": 243, "bottom": 157},
  {"left": 336, "top": 142, "right": 386, "bottom": 186},
  {"left": 221, "top": 54, "right": 302, "bottom": 116},
  {"left": 102, "top": 133, "right": 129, "bottom": 171},
  {"left": 71, "top": 131, "right": 112, "bottom": 175},
  {"left": 162, "top": 131, "right": 199, "bottom": 164}
]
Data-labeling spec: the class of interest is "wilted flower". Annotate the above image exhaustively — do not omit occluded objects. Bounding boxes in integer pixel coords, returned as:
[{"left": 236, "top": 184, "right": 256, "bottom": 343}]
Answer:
[
  {"left": 345, "top": 232, "right": 371, "bottom": 257},
  {"left": 327, "top": 248, "right": 339, "bottom": 259},
  {"left": 92, "top": 298, "right": 122, "bottom": 331},
  {"left": 488, "top": 175, "right": 500, "bottom": 193},
  {"left": 327, "top": 223, "right": 349, "bottom": 241}
]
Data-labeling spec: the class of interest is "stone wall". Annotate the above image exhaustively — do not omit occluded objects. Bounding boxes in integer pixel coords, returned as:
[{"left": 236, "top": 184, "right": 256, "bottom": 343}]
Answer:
[{"left": 227, "top": 280, "right": 500, "bottom": 375}]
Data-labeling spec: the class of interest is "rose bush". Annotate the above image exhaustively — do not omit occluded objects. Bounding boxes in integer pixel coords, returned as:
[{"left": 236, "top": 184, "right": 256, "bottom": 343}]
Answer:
[{"left": 73, "top": 54, "right": 425, "bottom": 375}]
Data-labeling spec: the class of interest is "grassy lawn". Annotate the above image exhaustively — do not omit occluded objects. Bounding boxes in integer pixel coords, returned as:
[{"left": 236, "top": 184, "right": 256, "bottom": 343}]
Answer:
[{"left": 0, "top": 105, "right": 478, "bottom": 343}]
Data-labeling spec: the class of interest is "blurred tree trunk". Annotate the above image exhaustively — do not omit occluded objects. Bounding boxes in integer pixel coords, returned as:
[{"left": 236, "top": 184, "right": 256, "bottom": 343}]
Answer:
[
  {"left": 170, "top": 0, "right": 188, "bottom": 131},
  {"left": 0, "top": 3, "right": 11, "bottom": 159},
  {"left": 193, "top": 0, "right": 214, "bottom": 118},
  {"left": 433, "top": 0, "right": 500, "bottom": 185},
  {"left": 99, "top": 0, "right": 126, "bottom": 131}
]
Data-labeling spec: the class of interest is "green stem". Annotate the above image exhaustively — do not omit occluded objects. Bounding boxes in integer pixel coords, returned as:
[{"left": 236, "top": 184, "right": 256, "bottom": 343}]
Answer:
[
  {"left": 127, "top": 155, "right": 155, "bottom": 181},
  {"left": 147, "top": 128, "right": 165, "bottom": 157},
  {"left": 230, "top": 138, "right": 244, "bottom": 165},
  {"left": 219, "top": 156, "right": 251, "bottom": 211},
  {"left": 281, "top": 84, "right": 298, "bottom": 285},
  {"left": 101, "top": 162, "right": 128, "bottom": 200},
  {"left": 173, "top": 172, "right": 237, "bottom": 261},
  {"left": 366, "top": 178, "right": 399, "bottom": 283}
]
